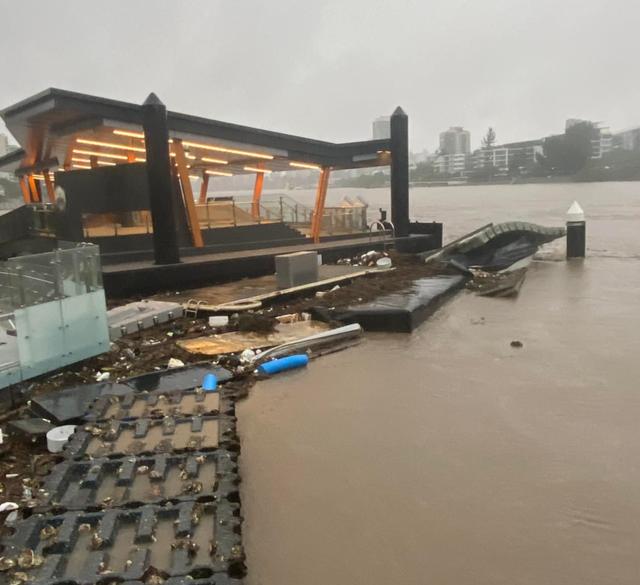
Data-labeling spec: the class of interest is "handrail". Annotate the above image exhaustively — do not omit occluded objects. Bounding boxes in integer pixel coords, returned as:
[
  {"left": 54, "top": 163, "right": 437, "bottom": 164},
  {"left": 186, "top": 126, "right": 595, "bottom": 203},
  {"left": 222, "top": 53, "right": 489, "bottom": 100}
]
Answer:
[{"left": 368, "top": 219, "right": 395, "bottom": 252}]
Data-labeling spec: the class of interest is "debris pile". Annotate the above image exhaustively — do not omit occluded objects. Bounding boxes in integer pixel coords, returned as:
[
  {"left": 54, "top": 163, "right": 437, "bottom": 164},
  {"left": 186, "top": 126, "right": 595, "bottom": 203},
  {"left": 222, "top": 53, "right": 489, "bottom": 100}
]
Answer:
[{"left": 336, "top": 249, "right": 391, "bottom": 267}]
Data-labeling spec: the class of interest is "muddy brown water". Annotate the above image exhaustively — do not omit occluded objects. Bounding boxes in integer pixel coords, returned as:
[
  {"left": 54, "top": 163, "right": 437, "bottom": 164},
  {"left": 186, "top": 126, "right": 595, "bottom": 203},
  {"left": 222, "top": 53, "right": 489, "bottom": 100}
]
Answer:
[{"left": 238, "top": 183, "right": 640, "bottom": 585}]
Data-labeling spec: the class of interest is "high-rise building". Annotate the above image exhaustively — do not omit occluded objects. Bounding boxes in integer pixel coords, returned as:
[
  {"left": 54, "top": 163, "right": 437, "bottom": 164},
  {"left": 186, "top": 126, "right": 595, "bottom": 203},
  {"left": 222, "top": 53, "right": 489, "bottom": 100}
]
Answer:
[
  {"left": 372, "top": 116, "right": 390, "bottom": 140},
  {"left": 439, "top": 127, "right": 470, "bottom": 155}
]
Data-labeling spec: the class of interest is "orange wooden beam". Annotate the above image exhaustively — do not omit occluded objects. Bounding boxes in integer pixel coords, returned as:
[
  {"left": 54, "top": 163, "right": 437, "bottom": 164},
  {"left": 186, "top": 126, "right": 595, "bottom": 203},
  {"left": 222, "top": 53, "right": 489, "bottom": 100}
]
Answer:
[
  {"left": 19, "top": 177, "right": 31, "bottom": 203},
  {"left": 173, "top": 139, "right": 204, "bottom": 248},
  {"left": 43, "top": 171, "right": 56, "bottom": 203},
  {"left": 199, "top": 172, "right": 210, "bottom": 204},
  {"left": 311, "top": 167, "right": 331, "bottom": 243},
  {"left": 27, "top": 175, "right": 41, "bottom": 203},
  {"left": 251, "top": 170, "right": 265, "bottom": 219}
]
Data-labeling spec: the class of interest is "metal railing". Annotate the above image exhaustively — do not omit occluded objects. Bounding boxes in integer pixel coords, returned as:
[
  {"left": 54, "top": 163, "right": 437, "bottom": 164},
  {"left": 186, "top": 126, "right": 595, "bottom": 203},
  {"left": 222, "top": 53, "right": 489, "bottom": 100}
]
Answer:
[
  {"left": 78, "top": 194, "right": 370, "bottom": 238},
  {"left": 368, "top": 219, "right": 395, "bottom": 252}
]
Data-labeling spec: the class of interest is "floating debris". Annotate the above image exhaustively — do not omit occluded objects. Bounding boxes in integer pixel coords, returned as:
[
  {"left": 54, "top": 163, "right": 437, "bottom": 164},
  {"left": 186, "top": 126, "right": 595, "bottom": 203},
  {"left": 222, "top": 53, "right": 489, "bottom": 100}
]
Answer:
[
  {"left": 39, "top": 525, "right": 58, "bottom": 541},
  {"left": 0, "top": 557, "right": 16, "bottom": 571},
  {"left": 17, "top": 549, "right": 44, "bottom": 569}
]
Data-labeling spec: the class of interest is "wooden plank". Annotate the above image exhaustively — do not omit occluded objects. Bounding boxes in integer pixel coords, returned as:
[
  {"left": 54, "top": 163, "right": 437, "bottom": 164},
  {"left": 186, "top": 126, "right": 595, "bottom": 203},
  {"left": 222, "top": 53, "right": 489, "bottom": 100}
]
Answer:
[
  {"left": 27, "top": 175, "right": 41, "bottom": 202},
  {"left": 199, "top": 172, "right": 209, "bottom": 204},
  {"left": 185, "top": 266, "right": 392, "bottom": 312},
  {"left": 251, "top": 168, "right": 265, "bottom": 219},
  {"left": 19, "top": 177, "right": 31, "bottom": 203},
  {"left": 173, "top": 139, "right": 204, "bottom": 248},
  {"left": 43, "top": 170, "right": 56, "bottom": 203},
  {"left": 311, "top": 167, "right": 331, "bottom": 243}
]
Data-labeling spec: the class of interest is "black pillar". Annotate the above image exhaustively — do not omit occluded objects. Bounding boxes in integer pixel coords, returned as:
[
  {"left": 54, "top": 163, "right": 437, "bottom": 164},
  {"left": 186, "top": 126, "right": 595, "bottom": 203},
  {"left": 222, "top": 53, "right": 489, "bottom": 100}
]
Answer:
[
  {"left": 390, "top": 106, "right": 410, "bottom": 238},
  {"left": 142, "top": 92, "right": 181, "bottom": 265},
  {"left": 566, "top": 221, "right": 586, "bottom": 258}
]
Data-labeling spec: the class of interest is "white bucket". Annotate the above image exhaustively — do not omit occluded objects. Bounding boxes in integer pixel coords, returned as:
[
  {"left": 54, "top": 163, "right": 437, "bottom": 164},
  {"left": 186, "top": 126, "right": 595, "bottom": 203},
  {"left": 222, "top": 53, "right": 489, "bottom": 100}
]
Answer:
[{"left": 46, "top": 425, "right": 76, "bottom": 453}]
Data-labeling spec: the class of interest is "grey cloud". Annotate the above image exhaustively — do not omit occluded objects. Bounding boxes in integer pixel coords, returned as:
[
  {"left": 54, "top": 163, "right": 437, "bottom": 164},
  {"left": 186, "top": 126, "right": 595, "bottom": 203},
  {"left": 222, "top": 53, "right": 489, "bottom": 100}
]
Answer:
[{"left": 1, "top": 0, "right": 638, "bottom": 150}]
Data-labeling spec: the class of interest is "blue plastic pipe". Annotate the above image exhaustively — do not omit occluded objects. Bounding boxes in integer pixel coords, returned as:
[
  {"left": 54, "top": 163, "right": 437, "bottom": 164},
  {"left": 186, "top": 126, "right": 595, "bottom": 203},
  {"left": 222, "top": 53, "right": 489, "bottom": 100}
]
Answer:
[
  {"left": 202, "top": 373, "right": 218, "bottom": 392},
  {"left": 257, "top": 354, "right": 309, "bottom": 375}
]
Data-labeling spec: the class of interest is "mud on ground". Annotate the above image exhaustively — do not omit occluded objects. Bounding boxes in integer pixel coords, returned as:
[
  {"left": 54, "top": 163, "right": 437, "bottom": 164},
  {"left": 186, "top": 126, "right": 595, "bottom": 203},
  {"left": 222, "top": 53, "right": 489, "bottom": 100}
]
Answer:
[
  {"left": 269, "top": 253, "right": 454, "bottom": 316},
  {"left": 0, "top": 254, "right": 450, "bottom": 510}
]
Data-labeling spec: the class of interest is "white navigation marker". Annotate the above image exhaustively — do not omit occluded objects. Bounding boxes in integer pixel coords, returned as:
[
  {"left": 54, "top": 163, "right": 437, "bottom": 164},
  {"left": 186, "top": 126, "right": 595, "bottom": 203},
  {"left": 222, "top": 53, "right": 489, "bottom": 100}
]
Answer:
[{"left": 566, "top": 200, "right": 585, "bottom": 222}]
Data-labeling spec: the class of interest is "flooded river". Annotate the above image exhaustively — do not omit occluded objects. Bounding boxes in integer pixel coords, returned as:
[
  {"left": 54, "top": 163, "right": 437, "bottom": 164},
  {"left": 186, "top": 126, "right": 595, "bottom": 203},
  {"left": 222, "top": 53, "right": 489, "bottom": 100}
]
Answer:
[{"left": 238, "top": 182, "right": 640, "bottom": 585}]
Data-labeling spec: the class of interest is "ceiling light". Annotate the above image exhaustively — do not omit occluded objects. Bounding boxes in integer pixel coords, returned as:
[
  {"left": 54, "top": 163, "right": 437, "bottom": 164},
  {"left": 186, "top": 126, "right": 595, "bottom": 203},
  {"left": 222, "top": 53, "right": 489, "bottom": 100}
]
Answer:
[
  {"left": 76, "top": 138, "right": 146, "bottom": 153},
  {"left": 184, "top": 140, "right": 273, "bottom": 160},
  {"left": 73, "top": 149, "right": 128, "bottom": 160},
  {"left": 72, "top": 164, "right": 91, "bottom": 169},
  {"left": 205, "top": 170, "right": 233, "bottom": 177},
  {"left": 201, "top": 157, "right": 228, "bottom": 165},
  {"left": 244, "top": 166, "right": 272, "bottom": 174},
  {"left": 113, "top": 129, "right": 145, "bottom": 139},
  {"left": 97, "top": 161, "right": 116, "bottom": 166},
  {"left": 289, "top": 162, "right": 321, "bottom": 170},
  {"left": 72, "top": 157, "right": 91, "bottom": 164}
]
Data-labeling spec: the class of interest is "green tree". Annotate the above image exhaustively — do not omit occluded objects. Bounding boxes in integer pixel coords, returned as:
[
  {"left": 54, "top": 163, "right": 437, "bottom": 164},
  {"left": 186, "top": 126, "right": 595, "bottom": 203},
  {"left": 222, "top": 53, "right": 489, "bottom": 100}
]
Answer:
[
  {"left": 540, "top": 121, "right": 596, "bottom": 175},
  {"left": 482, "top": 127, "right": 496, "bottom": 149}
]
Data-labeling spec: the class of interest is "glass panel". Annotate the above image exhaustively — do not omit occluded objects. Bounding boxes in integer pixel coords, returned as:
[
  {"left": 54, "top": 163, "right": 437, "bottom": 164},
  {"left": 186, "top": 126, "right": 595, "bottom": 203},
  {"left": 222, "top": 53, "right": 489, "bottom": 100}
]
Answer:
[
  {"left": 60, "top": 290, "right": 110, "bottom": 365},
  {"left": 14, "top": 301, "right": 66, "bottom": 379},
  {"left": 0, "top": 243, "right": 104, "bottom": 310}
]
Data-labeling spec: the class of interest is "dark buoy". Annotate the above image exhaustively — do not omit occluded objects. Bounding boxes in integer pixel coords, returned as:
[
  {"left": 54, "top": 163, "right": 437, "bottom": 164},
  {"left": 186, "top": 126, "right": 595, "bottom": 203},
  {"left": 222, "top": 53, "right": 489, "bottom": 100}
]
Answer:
[{"left": 566, "top": 201, "right": 586, "bottom": 259}]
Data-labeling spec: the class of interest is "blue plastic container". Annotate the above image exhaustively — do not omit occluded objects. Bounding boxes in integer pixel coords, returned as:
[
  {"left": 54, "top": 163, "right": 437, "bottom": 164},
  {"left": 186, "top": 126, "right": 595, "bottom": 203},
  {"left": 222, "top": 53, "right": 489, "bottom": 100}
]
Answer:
[
  {"left": 257, "top": 354, "right": 309, "bottom": 375},
  {"left": 202, "top": 373, "right": 218, "bottom": 392}
]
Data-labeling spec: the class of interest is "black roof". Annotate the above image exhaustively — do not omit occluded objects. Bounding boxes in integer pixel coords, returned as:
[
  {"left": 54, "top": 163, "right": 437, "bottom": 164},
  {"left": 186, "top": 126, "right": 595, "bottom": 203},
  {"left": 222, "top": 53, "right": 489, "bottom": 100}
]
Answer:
[{"left": 0, "top": 88, "right": 391, "bottom": 173}]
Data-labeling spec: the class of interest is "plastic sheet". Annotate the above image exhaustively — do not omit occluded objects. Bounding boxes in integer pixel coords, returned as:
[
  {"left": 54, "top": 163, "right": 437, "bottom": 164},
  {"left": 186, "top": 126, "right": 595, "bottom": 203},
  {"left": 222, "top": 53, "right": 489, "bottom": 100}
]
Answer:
[{"left": 424, "top": 221, "right": 566, "bottom": 271}]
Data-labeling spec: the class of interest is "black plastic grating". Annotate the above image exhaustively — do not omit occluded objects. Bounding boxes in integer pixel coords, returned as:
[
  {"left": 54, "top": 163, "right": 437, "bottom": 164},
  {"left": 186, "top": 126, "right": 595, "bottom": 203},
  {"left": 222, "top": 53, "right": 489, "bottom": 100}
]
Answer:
[
  {"left": 0, "top": 501, "right": 245, "bottom": 584},
  {"left": 84, "top": 389, "right": 234, "bottom": 423},
  {"left": 34, "top": 451, "right": 240, "bottom": 513},
  {"left": 64, "top": 416, "right": 238, "bottom": 460}
]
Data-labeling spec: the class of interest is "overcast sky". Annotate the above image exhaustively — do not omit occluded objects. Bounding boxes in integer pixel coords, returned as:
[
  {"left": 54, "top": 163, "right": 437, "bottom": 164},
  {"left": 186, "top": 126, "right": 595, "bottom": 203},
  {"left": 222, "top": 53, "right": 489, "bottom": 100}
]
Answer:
[{"left": 1, "top": 0, "right": 639, "bottom": 151}]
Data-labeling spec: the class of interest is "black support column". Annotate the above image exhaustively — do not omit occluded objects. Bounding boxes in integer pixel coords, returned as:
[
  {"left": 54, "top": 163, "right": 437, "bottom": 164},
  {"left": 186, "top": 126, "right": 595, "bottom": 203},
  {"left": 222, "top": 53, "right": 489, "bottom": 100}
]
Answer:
[
  {"left": 142, "top": 92, "right": 181, "bottom": 265},
  {"left": 390, "top": 106, "right": 410, "bottom": 238}
]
